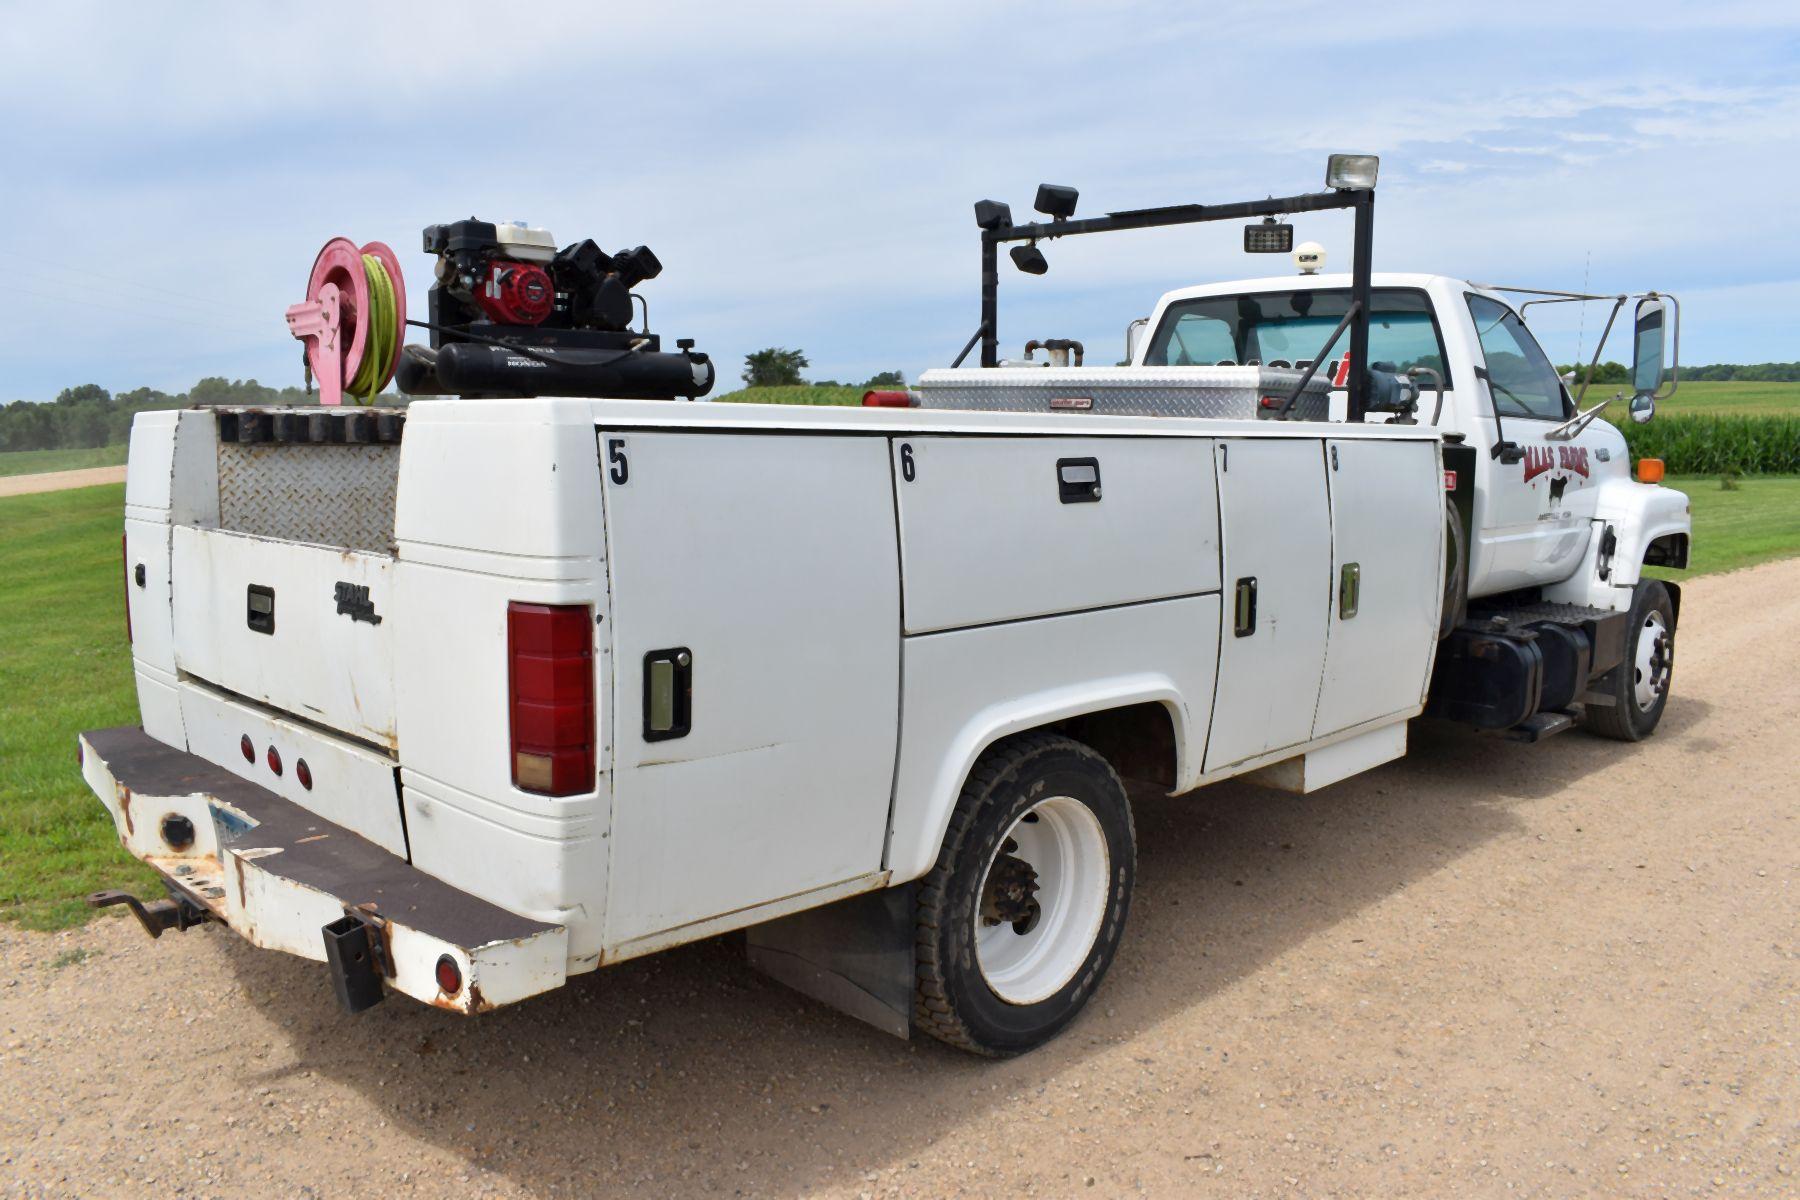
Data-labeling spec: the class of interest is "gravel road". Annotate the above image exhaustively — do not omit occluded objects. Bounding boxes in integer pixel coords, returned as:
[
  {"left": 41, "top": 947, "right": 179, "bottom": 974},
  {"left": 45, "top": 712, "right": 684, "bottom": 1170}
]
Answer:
[
  {"left": 3, "top": 560, "right": 1796, "bottom": 1198},
  {"left": 0, "top": 466, "right": 127, "bottom": 498}
]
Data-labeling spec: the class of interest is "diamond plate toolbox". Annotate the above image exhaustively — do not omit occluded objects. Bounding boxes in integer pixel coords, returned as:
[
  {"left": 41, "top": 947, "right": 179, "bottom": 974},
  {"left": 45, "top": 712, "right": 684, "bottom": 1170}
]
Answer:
[
  {"left": 217, "top": 442, "right": 400, "bottom": 555},
  {"left": 914, "top": 365, "right": 1330, "bottom": 421}
]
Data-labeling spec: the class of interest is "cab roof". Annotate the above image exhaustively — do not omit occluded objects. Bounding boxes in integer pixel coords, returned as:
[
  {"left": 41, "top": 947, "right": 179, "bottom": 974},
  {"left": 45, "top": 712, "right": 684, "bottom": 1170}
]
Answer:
[{"left": 1154, "top": 272, "right": 1465, "bottom": 306}]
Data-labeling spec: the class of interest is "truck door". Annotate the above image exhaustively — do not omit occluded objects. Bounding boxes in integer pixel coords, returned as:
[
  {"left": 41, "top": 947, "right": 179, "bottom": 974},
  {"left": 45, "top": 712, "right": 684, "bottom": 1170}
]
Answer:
[
  {"left": 1313, "top": 438, "right": 1443, "bottom": 736},
  {"left": 597, "top": 431, "right": 901, "bottom": 950},
  {"left": 1464, "top": 294, "right": 1596, "bottom": 593},
  {"left": 1204, "top": 438, "right": 1332, "bottom": 772}
]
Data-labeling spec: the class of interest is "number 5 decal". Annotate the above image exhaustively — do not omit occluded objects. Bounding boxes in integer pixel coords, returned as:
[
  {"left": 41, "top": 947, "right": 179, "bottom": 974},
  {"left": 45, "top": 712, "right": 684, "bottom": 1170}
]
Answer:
[
  {"left": 899, "top": 442, "right": 916, "bottom": 483},
  {"left": 607, "top": 438, "right": 629, "bottom": 485}
]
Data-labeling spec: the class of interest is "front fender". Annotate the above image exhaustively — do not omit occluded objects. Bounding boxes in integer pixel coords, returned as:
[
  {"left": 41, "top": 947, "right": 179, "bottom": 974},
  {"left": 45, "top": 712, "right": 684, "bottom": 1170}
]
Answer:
[
  {"left": 1600, "top": 479, "right": 1692, "bottom": 588},
  {"left": 1543, "top": 479, "right": 1692, "bottom": 608}
]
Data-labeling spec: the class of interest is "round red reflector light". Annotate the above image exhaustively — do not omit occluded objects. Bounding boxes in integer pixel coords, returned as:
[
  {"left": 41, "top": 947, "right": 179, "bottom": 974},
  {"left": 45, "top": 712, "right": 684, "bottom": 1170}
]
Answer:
[
  {"left": 266, "top": 745, "right": 283, "bottom": 776},
  {"left": 435, "top": 954, "right": 463, "bottom": 996},
  {"left": 240, "top": 735, "right": 255, "bottom": 763},
  {"left": 296, "top": 758, "right": 312, "bottom": 790}
]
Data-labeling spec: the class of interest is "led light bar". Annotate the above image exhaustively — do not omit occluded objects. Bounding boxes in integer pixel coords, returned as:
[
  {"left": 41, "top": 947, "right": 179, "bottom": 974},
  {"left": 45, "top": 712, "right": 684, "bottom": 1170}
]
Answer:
[{"left": 1244, "top": 218, "right": 1294, "bottom": 253}]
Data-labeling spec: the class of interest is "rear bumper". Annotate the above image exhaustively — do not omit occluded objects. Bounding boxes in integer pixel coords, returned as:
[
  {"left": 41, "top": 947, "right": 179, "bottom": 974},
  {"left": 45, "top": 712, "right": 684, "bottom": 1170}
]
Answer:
[{"left": 78, "top": 726, "right": 567, "bottom": 1013}]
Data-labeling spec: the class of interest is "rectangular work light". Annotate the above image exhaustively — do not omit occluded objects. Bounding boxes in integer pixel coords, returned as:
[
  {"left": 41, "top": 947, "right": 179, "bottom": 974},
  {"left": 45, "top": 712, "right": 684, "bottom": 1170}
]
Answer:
[
  {"left": 1244, "top": 217, "right": 1294, "bottom": 253},
  {"left": 1326, "top": 154, "right": 1380, "bottom": 190}
]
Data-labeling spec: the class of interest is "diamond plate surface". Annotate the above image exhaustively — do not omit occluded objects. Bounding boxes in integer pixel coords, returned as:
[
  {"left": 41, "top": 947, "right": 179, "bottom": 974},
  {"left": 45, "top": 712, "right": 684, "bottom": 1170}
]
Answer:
[
  {"left": 217, "top": 443, "right": 399, "bottom": 555},
  {"left": 915, "top": 366, "right": 1330, "bottom": 421}
]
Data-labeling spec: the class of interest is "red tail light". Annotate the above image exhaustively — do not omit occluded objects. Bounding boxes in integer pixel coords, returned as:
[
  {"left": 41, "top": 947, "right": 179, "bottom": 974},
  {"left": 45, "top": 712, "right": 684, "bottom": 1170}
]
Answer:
[
  {"left": 508, "top": 603, "right": 595, "bottom": 796},
  {"left": 862, "top": 389, "right": 915, "bottom": 408},
  {"left": 121, "top": 534, "right": 133, "bottom": 643}
]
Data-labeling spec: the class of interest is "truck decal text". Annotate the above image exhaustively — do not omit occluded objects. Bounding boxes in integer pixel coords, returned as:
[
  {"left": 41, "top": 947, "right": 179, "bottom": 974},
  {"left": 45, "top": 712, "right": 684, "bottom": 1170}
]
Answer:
[{"left": 1522, "top": 445, "right": 1590, "bottom": 485}]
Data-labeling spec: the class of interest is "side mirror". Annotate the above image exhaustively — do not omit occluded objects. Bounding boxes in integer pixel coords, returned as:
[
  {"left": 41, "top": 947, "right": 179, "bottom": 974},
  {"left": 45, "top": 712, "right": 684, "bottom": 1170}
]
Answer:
[
  {"left": 1124, "top": 317, "right": 1148, "bottom": 364},
  {"left": 1629, "top": 296, "right": 1672, "bottom": 422}
]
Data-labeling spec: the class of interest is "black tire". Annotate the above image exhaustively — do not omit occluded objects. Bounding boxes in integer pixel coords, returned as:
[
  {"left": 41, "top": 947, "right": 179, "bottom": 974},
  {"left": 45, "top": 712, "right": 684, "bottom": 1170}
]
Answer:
[
  {"left": 1584, "top": 579, "right": 1676, "bottom": 742},
  {"left": 1440, "top": 500, "right": 1468, "bottom": 640},
  {"left": 913, "top": 732, "right": 1135, "bottom": 1057}
]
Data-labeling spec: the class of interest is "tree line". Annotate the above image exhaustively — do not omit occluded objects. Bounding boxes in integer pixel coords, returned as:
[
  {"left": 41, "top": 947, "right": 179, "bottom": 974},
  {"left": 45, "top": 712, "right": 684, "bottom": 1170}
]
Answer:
[
  {"left": 0, "top": 379, "right": 320, "bottom": 453},
  {"left": 741, "top": 348, "right": 902, "bottom": 390},
  {"left": 1555, "top": 361, "right": 1800, "bottom": 384},
  {"left": 6, "top": 357, "right": 1788, "bottom": 455}
]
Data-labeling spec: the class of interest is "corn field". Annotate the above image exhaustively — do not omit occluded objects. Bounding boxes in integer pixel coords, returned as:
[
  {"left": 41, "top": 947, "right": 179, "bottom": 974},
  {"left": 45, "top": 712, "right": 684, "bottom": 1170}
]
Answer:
[{"left": 1613, "top": 414, "right": 1800, "bottom": 475}]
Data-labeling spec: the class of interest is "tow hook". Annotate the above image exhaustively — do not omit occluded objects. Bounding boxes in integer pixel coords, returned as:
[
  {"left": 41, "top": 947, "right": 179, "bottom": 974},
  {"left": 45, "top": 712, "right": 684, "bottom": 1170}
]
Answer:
[{"left": 86, "top": 888, "right": 214, "bottom": 938}]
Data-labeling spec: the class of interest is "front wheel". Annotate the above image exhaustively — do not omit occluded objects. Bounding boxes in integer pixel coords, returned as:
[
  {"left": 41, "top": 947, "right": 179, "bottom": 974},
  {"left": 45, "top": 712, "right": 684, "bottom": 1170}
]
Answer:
[
  {"left": 914, "top": 732, "right": 1135, "bottom": 1057},
  {"left": 1584, "top": 579, "right": 1676, "bottom": 741}
]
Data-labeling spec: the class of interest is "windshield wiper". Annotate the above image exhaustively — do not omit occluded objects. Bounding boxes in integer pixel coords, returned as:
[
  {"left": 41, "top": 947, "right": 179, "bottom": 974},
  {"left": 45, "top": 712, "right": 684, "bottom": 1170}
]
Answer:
[{"left": 1546, "top": 392, "right": 1618, "bottom": 441}]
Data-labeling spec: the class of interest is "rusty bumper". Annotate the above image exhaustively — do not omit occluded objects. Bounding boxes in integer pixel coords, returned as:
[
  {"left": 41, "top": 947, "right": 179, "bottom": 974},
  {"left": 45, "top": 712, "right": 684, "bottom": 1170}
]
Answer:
[{"left": 78, "top": 726, "right": 567, "bottom": 1013}]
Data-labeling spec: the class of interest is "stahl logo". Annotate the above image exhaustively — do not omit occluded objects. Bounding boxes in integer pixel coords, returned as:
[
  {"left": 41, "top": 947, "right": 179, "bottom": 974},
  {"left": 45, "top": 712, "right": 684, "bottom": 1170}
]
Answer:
[{"left": 334, "top": 582, "right": 382, "bottom": 625}]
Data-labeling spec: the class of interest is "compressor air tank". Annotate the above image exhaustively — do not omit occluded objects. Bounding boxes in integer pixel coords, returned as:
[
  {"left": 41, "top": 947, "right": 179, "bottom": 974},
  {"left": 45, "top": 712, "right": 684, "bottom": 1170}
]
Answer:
[
  {"left": 396, "top": 216, "right": 708, "bottom": 400},
  {"left": 396, "top": 341, "right": 716, "bottom": 400}
]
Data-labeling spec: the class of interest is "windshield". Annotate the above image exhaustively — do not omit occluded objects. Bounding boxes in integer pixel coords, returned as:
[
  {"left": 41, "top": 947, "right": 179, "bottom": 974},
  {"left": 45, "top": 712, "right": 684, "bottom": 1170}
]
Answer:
[{"left": 1142, "top": 287, "right": 1451, "bottom": 382}]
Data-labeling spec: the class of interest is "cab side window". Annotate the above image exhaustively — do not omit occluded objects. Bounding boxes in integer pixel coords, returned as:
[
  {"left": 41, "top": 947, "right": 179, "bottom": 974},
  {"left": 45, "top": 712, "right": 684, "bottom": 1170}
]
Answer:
[{"left": 1466, "top": 295, "right": 1570, "bottom": 420}]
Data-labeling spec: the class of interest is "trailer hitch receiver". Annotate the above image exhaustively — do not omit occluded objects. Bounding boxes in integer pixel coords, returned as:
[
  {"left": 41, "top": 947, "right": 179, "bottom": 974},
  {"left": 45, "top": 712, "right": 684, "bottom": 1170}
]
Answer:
[
  {"left": 86, "top": 888, "right": 214, "bottom": 939},
  {"left": 322, "top": 913, "right": 390, "bottom": 1014}
]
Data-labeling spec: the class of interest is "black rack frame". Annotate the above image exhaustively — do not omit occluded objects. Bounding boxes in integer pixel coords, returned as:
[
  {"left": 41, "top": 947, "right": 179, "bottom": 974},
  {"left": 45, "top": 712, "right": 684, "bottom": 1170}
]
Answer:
[{"left": 974, "top": 186, "right": 1376, "bottom": 420}]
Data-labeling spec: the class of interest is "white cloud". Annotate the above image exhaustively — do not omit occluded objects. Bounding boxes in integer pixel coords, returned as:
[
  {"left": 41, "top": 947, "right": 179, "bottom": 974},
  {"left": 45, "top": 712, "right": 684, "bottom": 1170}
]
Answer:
[{"left": 2, "top": 1, "right": 1796, "bottom": 397}]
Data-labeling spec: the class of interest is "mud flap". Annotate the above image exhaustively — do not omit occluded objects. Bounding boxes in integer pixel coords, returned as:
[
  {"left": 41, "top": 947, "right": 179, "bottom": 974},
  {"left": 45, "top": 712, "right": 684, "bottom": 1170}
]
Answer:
[{"left": 744, "top": 882, "right": 916, "bottom": 1040}]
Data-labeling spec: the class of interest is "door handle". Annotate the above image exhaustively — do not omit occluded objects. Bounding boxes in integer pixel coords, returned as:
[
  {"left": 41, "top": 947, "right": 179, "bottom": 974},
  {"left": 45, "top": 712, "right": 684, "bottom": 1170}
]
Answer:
[
  {"left": 1233, "top": 577, "right": 1257, "bottom": 638},
  {"left": 1339, "top": 562, "right": 1361, "bottom": 619},
  {"left": 643, "top": 648, "right": 692, "bottom": 741},
  {"left": 1057, "top": 457, "right": 1101, "bottom": 503}
]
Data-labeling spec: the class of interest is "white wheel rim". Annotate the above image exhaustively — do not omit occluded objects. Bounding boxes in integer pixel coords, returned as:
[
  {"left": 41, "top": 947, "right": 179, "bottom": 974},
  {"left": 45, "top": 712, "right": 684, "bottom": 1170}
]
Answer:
[
  {"left": 974, "top": 796, "right": 1110, "bottom": 1005},
  {"left": 1633, "top": 610, "right": 1671, "bottom": 712}
]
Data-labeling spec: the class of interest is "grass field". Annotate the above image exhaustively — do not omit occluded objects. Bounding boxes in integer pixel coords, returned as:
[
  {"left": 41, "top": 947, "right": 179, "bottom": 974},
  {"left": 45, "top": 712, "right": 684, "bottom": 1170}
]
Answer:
[
  {"left": 2, "top": 470, "right": 1796, "bottom": 931},
  {"left": 0, "top": 444, "right": 129, "bottom": 477},
  {"left": 1614, "top": 379, "right": 1800, "bottom": 417},
  {"left": 0, "top": 483, "right": 155, "bottom": 929},
  {"left": 1650, "top": 475, "right": 1800, "bottom": 578}
]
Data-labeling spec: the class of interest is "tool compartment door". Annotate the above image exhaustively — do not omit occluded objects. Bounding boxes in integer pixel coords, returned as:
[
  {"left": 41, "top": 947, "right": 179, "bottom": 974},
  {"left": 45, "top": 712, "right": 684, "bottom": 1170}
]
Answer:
[
  {"left": 598, "top": 430, "right": 900, "bottom": 948},
  {"left": 893, "top": 436, "right": 1219, "bottom": 634},
  {"left": 170, "top": 526, "right": 398, "bottom": 750},
  {"left": 1204, "top": 438, "right": 1332, "bottom": 771},
  {"left": 1313, "top": 438, "right": 1443, "bottom": 735}
]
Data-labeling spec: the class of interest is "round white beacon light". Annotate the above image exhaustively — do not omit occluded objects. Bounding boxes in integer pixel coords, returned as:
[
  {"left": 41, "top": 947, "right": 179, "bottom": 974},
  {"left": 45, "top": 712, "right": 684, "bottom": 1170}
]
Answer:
[{"left": 1294, "top": 241, "right": 1326, "bottom": 275}]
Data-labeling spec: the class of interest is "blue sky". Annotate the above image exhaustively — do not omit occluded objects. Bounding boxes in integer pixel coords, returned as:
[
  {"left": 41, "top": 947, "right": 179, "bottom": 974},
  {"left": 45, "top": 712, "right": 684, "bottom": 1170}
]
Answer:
[{"left": 2, "top": 1, "right": 1796, "bottom": 401}]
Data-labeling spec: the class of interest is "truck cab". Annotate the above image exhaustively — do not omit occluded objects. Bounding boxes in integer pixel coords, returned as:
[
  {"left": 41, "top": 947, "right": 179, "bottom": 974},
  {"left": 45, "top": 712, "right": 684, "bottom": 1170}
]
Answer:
[{"left": 1130, "top": 271, "right": 1691, "bottom": 613}]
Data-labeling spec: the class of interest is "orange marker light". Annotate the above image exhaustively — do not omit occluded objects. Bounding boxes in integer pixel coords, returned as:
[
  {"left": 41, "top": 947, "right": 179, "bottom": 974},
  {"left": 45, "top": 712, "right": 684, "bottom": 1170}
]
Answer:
[{"left": 1636, "top": 458, "right": 1665, "bottom": 484}]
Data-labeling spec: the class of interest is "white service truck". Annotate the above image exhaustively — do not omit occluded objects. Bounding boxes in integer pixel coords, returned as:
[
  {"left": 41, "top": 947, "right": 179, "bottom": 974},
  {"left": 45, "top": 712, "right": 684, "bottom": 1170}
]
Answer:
[{"left": 80, "top": 158, "right": 1690, "bottom": 1055}]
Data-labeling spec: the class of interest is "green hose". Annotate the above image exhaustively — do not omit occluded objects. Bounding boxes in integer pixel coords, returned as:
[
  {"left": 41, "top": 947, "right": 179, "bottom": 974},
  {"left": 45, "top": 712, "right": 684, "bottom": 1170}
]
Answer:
[{"left": 346, "top": 253, "right": 399, "bottom": 405}]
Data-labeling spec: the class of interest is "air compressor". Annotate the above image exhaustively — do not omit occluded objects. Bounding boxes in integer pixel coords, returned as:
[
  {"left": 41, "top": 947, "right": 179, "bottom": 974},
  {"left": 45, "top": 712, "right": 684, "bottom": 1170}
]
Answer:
[{"left": 285, "top": 219, "right": 716, "bottom": 404}]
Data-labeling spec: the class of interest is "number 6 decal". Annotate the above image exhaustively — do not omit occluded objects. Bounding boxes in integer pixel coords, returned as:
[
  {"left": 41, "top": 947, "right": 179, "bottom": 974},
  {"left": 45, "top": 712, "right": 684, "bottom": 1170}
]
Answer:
[
  {"left": 607, "top": 438, "right": 629, "bottom": 485},
  {"left": 899, "top": 442, "right": 916, "bottom": 483}
]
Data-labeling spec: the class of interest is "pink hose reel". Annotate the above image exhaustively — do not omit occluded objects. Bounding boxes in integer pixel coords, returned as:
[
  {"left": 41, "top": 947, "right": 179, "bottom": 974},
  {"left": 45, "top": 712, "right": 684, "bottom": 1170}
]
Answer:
[{"left": 283, "top": 238, "right": 405, "bottom": 406}]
